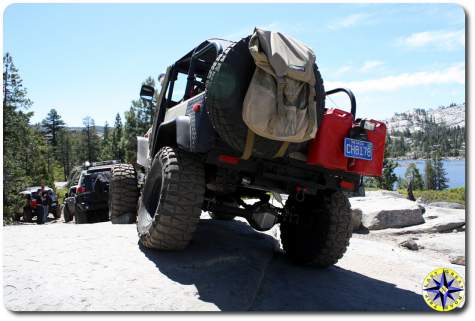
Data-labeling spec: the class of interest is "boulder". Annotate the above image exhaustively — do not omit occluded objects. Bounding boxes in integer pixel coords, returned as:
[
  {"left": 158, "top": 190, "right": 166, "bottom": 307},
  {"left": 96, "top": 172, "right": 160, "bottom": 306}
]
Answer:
[
  {"left": 400, "top": 239, "right": 419, "bottom": 251},
  {"left": 350, "top": 196, "right": 424, "bottom": 230},
  {"left": 428, "top": 202, "right": 465, "bottom": 209},
  {"left": 450, "top": 256, "right": 465, "bottom": 266},
  {"left": 365, "top": 190, "right": 406, "bottom": 199}
]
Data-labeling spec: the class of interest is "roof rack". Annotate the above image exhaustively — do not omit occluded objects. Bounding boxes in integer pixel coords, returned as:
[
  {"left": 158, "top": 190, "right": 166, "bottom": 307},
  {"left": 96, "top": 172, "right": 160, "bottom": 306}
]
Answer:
[{"left": 89, "top": 160, "right": 119, "bottom": 167}]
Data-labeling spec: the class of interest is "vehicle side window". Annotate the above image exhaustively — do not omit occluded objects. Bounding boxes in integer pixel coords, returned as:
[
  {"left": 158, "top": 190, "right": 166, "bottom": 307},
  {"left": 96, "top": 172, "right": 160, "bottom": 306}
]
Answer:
[{"left": 170, "top": 72, "right": 187, "bottom": 103}]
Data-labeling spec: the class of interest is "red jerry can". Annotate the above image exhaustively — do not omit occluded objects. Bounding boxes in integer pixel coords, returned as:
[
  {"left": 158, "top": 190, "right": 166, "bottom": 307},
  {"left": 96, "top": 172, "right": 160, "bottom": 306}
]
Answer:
[
  {"left": 347, "top": 119, "right": 387, "bottom": 177},
  {"left": 307, "top": 108, "right": 353, "bottom": 171}
]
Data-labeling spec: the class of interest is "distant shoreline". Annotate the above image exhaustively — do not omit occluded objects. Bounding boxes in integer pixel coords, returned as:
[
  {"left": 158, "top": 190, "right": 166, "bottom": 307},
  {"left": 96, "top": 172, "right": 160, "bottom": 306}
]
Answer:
[{"left": 388, "top": 157, "right": 465, "bottom": 162}]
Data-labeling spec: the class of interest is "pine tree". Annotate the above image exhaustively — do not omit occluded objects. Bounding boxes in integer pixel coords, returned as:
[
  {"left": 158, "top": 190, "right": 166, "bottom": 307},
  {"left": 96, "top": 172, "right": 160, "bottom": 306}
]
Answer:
[
  {"left": 100, "top": 121, "right": 114, "bottom": 160},
  {"left": 41, "top": 108, "right": 65, "bottom": 147},
  {"left": 404, "top": 163, "right": 424, "bottom": 190},
  {"left": 424, "top": 159, "right": 435, "bottom": 190},
  {"left": 376, "top": 145, "right": 398, "bottom": 190},
  {"left": 81, "top": 116, "right": 100, "bottom": 162},
  {"left": 112, "top": 113, "right": 124, "bottom": 161},
  {"left": 57, "top": 129, "right": 73, "bottom": 180},
  {"left": 121, "top": 106, "right": 138, "bottom": 163},
  {"left": 432, "top": 156, "right": 449, "bottom": 190},
  {"left": 3, "top": 53, "right": 53, "bottom": 222}
]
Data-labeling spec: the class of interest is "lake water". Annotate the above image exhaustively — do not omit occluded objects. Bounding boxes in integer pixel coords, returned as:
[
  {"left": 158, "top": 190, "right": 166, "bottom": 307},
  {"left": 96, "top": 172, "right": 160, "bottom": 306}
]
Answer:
[{"left": 394, "top": 159, "right": 465, "bottom": 188}]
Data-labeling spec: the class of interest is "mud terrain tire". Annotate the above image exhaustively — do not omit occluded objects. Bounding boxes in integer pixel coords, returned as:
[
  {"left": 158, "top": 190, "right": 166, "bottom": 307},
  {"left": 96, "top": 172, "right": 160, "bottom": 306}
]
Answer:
[
  {"left": 205, "top": 36, "right": 325, "bottom": 158},
  {"left": 280, "top": 190, "right": 352, "bottom": 267},
  {"left": 75, "top": 207, "right": 88, "bottom": 224},
  {"left": 63, "top": 205, "right": 73, "bottom": 223},
  {"left": 109, "top": 164, "right": 139, "bottom": 224},
  {"left": 137, "top": 147, "right": 205, "bottom": 250},
  {"left": 54, "top": 206, "right": 61, "bottom": 219},
  {"left": 23, "top": 208, "right": 32, "bottom": 222}
]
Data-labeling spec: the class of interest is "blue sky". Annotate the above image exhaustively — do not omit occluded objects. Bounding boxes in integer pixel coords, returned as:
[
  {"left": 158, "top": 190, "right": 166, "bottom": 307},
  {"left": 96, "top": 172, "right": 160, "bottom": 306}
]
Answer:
[{"left": 3, "top": 3, "right": 465, "bottom": 127}]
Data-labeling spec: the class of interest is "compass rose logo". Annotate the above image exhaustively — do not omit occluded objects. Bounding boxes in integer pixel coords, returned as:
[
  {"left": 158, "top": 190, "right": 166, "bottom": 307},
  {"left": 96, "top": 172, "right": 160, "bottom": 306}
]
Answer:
[{"left": 422, "top": 268, "right": 464, "bottom": 311}]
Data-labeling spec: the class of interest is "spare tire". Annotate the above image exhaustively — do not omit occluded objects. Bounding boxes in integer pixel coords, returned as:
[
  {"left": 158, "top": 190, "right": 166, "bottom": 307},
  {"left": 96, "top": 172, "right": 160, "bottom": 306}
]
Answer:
[{"left": 205, "top": 36, "right": 325, "bottom": 159}]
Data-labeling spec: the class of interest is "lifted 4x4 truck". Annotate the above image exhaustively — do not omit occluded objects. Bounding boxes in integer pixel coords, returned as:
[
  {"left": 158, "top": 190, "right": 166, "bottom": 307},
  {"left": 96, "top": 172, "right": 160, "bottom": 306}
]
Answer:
[{"left": 109, "top": 30, "right": 386, "bottom": 268}]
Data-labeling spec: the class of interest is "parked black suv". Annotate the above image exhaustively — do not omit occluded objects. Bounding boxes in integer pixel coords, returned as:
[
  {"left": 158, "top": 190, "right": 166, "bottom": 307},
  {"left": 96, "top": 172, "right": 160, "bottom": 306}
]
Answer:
[{"left": 71, "top": 161, "right": 117, "bottom": 224}]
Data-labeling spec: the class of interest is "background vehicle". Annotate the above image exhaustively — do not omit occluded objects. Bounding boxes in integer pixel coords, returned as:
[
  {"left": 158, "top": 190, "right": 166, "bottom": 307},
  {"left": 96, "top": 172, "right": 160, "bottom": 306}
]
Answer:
[
  {"left": 73, "top": 161, "right": 117, "bottom": 224},
  {"left": 62, "top": 165, "right": 83, "bottom": 222},
  {"left": 18, "top": 186, "right": 61, "bottom": 223},
  {"left": 109, "top": 32, "right": 385, "bottom": 267}
]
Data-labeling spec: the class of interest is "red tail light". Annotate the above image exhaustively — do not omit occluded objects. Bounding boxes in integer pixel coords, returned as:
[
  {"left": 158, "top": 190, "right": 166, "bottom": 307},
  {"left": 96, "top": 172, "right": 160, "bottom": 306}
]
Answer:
[
  {"left": 340, "top": 180, "right": 355, "bottom": 191},
  {"left": 30, "top": 199, "right": 38, "bottom": 208},
  {"left": 218, "top": 154, "right": 240, "bottom": 165},
  {"left": 77, "top": 186, "right": 86, "bottom": 194}
]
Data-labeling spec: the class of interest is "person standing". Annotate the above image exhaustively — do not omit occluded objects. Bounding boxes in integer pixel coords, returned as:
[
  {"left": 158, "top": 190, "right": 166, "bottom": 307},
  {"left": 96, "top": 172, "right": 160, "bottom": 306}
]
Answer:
[{"left": 36, "top": 183, "right": 50, "bottom": 224}]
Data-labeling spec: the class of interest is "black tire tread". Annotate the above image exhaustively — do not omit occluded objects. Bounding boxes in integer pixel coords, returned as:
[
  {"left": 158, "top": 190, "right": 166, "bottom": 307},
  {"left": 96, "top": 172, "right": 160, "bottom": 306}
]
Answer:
[
  {"left": 109, "top": 164, "right": 139, "bottom": 224},
  {"left": 139, "top": 147, "right": 205, "bottom": 250},
  {"left": 280, "top": 190, "right": 352, "bottom": 267}
]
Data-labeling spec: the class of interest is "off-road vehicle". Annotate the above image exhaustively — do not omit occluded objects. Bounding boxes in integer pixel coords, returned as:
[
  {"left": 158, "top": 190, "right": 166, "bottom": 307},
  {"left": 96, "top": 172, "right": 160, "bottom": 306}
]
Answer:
[
  {"left": 109, "top": 30, "right": 386, "bottom": 267},
  {"left": 72, "top": 160, "right": 117, "bottom": 224},
  {"left": 18, "top": 186, "right": 61, "bottom": 223}
]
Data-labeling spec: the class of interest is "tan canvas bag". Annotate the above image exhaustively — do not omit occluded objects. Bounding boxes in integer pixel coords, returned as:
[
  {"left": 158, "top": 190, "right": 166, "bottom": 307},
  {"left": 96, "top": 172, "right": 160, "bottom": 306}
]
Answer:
[{"left": 243, "top": 28, "right": 318, "bottom": 146}]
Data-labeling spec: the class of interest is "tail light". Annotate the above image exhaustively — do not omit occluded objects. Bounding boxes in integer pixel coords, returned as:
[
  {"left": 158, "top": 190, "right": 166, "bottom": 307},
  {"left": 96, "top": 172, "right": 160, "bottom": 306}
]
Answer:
[
  {"left": 218, "top": 154, "right": 240, "bottom": 165},
  {"left": 340, "top": 180, "right": 355, "bottom": 191},
  {"left": 76, "top": 186, "right": 86, "bottom": 194},
  {"left": 30, "top": 199, "right": 38, "bottom": 209}
]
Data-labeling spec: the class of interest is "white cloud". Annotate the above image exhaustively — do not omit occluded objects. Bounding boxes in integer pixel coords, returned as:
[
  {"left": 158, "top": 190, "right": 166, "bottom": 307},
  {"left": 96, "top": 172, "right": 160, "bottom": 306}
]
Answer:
[
  {"left": 326, "top": 63, "right": 464, "bottom": 93},
  {"left": 334, "top": 65, "right": 352, "bottom": 76},
  {"left": 328, "top": 13, "right": 370, "bottom": 30},
  {"left": 398, "top": 29, "right": 465, "bottom": 50},
  {"left": 360, "top": 60, "right": 384, "bottom": 72}
]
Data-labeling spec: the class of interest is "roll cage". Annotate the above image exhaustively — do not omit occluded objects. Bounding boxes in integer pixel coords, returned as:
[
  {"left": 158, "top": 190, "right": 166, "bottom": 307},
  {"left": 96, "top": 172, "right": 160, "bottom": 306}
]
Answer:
[{"left": 147, "top": 38, "right": 234, "bottom": 159}]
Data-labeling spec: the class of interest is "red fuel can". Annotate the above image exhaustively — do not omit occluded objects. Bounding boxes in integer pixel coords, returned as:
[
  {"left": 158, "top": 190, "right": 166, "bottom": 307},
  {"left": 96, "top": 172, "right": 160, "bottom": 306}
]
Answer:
[
  {"left": 347, "top": 119, "right": 387, "bottom": 177},
  {"left": 307, "top": 108, "right": 353, "bottom": 171}
]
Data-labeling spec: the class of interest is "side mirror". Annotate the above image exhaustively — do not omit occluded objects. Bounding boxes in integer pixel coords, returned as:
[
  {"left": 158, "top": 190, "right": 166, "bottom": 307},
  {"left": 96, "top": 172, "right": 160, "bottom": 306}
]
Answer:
[
  {"left": 140, "top": 85, "right": 155, "bottom": 101},
  {"left": 64, "top": 193, "right": 69, "bottom": 198}
]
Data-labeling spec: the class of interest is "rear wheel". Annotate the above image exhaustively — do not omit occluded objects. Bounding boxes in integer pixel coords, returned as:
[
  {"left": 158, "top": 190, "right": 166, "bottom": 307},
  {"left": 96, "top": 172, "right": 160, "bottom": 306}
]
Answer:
[
  {"left": 109, "top": 164, "right": 139, "bottom": 224},
  {"left": 75, "top": 207, "right": 88, "bottom": 224},
  {"left": 280, "top": 190, "right": 352, "bottom": 267},
  {"left": 54, "top": 206, "right": 61, "bottom": 219},
  {"left": 137, "top": 147, "right": 205, "bottom": 250},
  {"left": 23, "top": 207, "right": 32, "bottom": 222}
]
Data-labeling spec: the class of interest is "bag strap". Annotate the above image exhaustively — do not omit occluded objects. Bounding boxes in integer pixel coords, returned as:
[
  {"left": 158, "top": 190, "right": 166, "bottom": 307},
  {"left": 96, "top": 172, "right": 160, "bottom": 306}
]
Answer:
[
  {"left": 241, "top": 129, "right": 255, "bottom": 160},
  {"left": 274, "top": 141, "right": 289, "bottom": 158},
  {"left": 241, "top": 129, "right": 290, "bottom": 160}
]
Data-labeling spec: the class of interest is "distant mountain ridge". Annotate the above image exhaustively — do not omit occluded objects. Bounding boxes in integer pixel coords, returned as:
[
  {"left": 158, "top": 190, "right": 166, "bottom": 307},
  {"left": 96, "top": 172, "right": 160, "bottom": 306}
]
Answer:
[
  {"left": 385, "top": 103, "right": 465, "bottom": 159},
  {"left": 386, "top": 103, "right": 465, "bottom": 133},
  {"left": 67, "top": 126, "right": 105, "bottom": 136}
]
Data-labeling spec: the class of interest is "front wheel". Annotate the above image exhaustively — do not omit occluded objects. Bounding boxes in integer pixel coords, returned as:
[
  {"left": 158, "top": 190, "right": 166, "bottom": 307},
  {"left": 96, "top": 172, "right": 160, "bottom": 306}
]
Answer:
[
  {"left": 63, "top": 205, "right": 73, "bottom": 223},
  {"left": 137, "top": 147, "right": 205, "bottom": 250},
  {"left": 280, "top": 190, "right": 352, "bottom": 267}
]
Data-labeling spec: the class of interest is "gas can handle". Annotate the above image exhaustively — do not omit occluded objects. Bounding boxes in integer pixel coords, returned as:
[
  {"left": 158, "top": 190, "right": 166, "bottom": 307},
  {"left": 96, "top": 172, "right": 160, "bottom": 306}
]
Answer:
[{"left": 325, "top": 88, "right": 356, "bottom": 119}]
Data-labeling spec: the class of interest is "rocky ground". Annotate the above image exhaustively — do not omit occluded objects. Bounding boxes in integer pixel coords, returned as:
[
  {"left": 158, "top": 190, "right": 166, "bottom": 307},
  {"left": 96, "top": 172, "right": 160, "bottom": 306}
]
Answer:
[{"left": 3, "top": 191, "right": 465, "bottom": 311}]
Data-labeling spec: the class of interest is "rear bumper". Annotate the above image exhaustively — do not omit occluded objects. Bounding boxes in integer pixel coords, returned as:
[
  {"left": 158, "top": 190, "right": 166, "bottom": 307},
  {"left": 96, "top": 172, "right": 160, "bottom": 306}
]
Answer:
[{"left": 205, "top": 149, "right": 361, "bottom": 195}]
